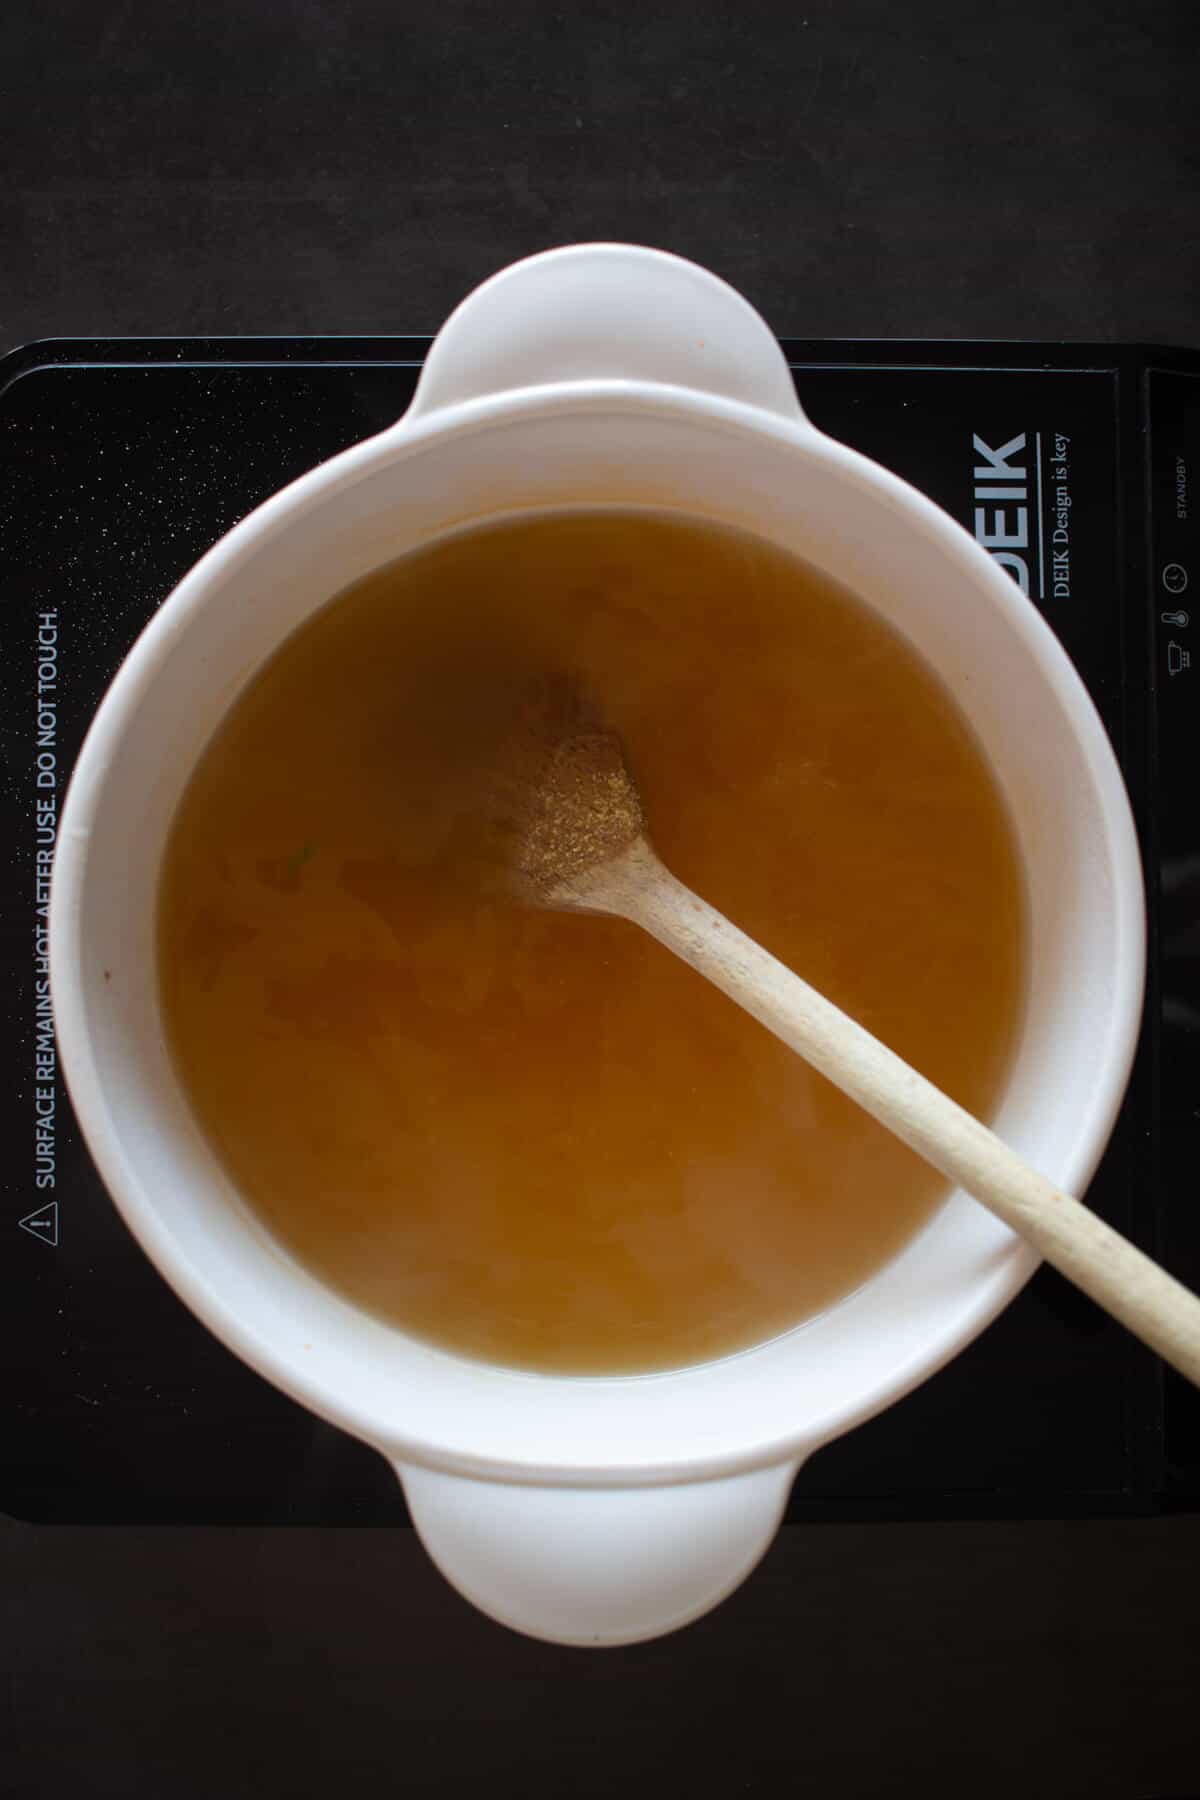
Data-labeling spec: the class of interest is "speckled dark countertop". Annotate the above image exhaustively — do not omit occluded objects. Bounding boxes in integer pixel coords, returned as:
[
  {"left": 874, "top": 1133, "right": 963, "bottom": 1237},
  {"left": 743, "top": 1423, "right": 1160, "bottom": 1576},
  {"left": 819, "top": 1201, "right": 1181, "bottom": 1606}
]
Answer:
[{"left": 2, "top": 5, "right": 1199, "bottom": 1797}]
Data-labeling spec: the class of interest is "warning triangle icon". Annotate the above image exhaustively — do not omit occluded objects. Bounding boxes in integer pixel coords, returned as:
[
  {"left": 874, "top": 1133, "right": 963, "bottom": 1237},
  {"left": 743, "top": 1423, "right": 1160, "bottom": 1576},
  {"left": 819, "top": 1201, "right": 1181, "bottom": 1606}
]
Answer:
[{"left": 19, "top": 1201, "right": 58, "bottom": 1246}]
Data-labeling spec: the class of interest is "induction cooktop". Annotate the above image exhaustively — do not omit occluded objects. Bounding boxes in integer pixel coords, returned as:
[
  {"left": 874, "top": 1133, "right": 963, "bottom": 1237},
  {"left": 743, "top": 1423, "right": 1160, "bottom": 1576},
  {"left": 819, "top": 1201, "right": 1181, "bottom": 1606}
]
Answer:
[{"left": 2, "top": 335, "right": 1197, "bottom": 1525}]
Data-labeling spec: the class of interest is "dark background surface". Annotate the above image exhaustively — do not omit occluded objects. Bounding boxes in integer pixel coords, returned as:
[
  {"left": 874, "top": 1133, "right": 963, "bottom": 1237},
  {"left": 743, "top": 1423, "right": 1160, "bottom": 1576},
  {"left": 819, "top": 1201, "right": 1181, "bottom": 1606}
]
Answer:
[{"left": 2, "top": 2, "right": 1199, "bottom": 1796}]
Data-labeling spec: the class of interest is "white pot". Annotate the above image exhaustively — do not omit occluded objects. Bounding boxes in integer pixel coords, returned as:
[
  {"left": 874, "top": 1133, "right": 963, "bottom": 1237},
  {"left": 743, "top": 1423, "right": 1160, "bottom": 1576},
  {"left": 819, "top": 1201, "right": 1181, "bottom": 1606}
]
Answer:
[{"left": 50, "top": 245, "right": 1145, "bottom": 1647}]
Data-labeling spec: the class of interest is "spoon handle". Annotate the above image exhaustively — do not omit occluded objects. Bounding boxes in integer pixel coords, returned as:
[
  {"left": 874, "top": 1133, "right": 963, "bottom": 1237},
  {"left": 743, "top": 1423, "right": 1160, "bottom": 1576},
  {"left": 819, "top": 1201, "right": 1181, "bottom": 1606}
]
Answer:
[{"left": 596, "top": 839, "right": 1200, "bottom": 1388}]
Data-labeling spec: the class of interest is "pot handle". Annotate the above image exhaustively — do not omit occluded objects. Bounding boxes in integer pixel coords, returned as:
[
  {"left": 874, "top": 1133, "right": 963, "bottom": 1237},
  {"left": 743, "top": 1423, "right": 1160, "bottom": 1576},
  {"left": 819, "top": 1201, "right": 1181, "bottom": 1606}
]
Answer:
[
  {"left": 396, "top": 1459, "right": 798, "bottom": 1646},
  {"left": 407, "top": 243, "right": 807, "bottom": 426}
]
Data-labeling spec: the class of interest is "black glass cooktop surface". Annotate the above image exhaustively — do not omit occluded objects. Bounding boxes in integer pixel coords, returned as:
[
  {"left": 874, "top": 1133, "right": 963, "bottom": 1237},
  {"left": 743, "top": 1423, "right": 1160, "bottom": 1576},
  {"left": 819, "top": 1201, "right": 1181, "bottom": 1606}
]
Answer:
[{"left": 2, "top": 335, "right": 1197, "bottom": 1524}]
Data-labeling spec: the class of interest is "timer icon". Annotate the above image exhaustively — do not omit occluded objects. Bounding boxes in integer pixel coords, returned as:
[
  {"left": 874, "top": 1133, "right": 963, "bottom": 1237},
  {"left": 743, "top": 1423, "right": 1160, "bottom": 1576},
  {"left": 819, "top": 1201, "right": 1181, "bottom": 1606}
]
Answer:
[{"left": 1162, "top": 562, "right": 1189, "bottom": 595}]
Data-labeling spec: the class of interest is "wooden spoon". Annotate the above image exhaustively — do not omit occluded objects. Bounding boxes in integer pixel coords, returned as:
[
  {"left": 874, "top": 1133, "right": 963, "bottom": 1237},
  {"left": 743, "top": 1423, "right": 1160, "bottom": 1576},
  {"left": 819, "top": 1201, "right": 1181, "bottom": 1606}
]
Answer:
[{"left": 493, "top": 695, "right": 1200, "bottom": 1388}]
